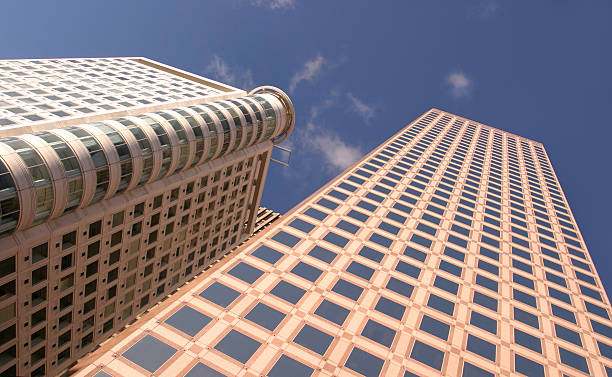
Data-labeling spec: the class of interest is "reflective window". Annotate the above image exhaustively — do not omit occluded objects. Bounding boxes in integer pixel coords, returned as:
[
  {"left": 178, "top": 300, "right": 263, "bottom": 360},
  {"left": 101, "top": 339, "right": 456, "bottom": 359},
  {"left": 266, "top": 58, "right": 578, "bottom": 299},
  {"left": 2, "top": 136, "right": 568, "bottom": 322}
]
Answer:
[
  {"left": 291, "top": 262, "right": 323, "bottom": 282},
  {"left": 336, "top": 220, "right": 360, "bottom": 234},
  {"left": 251, "top": 245, "right": 283, "bottom": 265},
  {"left": 165, "top": 306, "right": 212, "bottom": 337},
  {"left": 214, "top": 330, "right": 261, "bottom": 364},
  {"left": 199, "top": 282, "right": 240, "bottom": 308},
  {"left": 293, "top": 324, "right": 334, "bottom": 355},
  {"left": 370, "top": 232, "right": 393, "bottom": 248},
  {"left": 121, "top": 335, "right": 176, "bottom": 373},
  {"left": 227, "top": 262, "right": 264, "bottom": 284},
  {"left": 419, "top": 315, "right": 450, "bottom": 341},
  {"left": 386, "top": 277, "right": 414, "bottom": 298},
  {"left": 245, "top": 303, "right": 285, "bottom": 331},
  {"left": 466, "top": 334, "right": 496, "bottom": 361},
  {"left": 272, "top": 231, "right": 301, "bottom": 248},
  {"left": 375, "top": 296, "right": 405, "bottom": 320},
  {"left": 361, "top": 319, "right": 396, "bottom": 347},
  {"left": 270, "top": 280, "right": 306, "bottom": 304},
  {"left": 308, "top": 245, "right": 337, "bottom": 264},
  {"left": 559, "top": 347, "right": 589, "bottom": 374},
  {"left": 184, "top": 363, "right": 226, "bottom": 377},
  {"left": 514, "top": 328, "right": 542, "bottom": 353},
  {"left": 332, "top": 279, "right": 363, "bottom": 301},
  {"left": 347, "top": 261, "right": 375, "bottom": 280},
  {"left": 268, "top": 355, "right": 313, "bottom": 377},
  {"left": 410, "top": 340, "right": 444, "bottom": 370},
  {"left": 462, "top": 361, "right": 495, "bottom": 377},
  {"left": 359, "top": 246, "right": 384, "bottom": 263},
  {"left": 345, "top": 347, "right": 385, "bottom": 377},
  {"left": 323, "top": 232, "right": 349, "bottom": 248},
  {"left": 427, "top": 294, "right": 455, "bottom": 316},
  {"left": 314, "top": 299, "right": 350, "bottom": 325},
  {"left": 289, "top": 218, "right": 315, "bottom": 234},
  {"left": 303, "top": 207, "right": 328, "bottom": 221}
]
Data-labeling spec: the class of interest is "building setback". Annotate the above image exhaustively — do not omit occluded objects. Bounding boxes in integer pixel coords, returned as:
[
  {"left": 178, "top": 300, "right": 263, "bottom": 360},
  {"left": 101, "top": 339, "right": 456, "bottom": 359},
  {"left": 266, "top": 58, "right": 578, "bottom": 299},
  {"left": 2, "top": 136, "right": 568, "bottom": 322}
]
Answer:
[
  {"left": 0, "top": 58, "right": 294, "bottom": 377},
  {"left": 71, "top": 109, "right": 612, "bottom": 377}
]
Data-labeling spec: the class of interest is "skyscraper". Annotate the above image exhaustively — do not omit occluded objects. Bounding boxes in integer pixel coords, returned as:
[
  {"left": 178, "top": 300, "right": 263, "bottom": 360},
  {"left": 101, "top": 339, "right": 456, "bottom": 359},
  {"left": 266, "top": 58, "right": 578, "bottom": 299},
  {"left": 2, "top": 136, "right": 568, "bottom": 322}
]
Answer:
[
  {"left": 0, "top": 58, "right": 294, "bottom": 377},
  {"left": 71, "top": 109, "right": 611, "bottom": 377}
]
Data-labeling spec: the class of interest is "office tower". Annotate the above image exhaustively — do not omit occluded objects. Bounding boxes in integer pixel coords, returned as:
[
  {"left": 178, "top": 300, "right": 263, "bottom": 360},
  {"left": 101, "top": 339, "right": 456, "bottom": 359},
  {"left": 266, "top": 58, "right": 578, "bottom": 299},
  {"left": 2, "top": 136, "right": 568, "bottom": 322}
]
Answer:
[
  {"left": 71, "top": 109, "right": 612, "bottom": 377},
  {"left": 0, "top": 57, "right": 294, "bottom": 377}
]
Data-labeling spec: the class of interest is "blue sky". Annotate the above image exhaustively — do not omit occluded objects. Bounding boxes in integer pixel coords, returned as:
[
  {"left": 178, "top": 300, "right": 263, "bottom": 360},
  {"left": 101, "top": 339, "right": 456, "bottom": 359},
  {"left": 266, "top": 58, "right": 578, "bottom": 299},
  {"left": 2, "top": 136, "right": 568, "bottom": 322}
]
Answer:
[{"left": 1, "top": 0, "right": 611, "bottom": 296}]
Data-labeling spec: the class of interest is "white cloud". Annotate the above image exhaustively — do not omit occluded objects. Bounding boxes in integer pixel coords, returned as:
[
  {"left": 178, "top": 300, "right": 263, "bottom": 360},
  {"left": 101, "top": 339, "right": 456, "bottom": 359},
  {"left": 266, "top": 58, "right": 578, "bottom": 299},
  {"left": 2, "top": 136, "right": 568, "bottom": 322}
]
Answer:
[
  {"left": 289, "top": 54, "right": 326, "bottom": 94},
  {"left": 203, "top": 55, "right": 255, "bottom": 90},
  {"left": 469, "top": 0, "right": 501, "bottom": 19},
  {"left": 347, "top": 92, "right": 375, "bottom": 123},
  {"left": 250, "top": 0, "right": 295, "bottom": 9},
  {"left": 447, "top": 71, "right": 472, "bottom": 98},
  {"left": 304, "top": 122, "right": 363, "bottom": 172}
]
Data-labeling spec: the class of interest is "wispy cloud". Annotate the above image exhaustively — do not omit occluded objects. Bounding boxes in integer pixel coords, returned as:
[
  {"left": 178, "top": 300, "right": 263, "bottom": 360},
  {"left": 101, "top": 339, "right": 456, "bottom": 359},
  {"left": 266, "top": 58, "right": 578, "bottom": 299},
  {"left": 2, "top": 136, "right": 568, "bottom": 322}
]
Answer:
[
  {"left": 447, "top": 71, "right": 472, "bottom": 98},
  {"left": 250, "top": 0, "right": 295, "bottom": 9},
  {"left": 347, "top": 93, "right": 375, "bottom": 123},
  {"left": 468, "top": 0, "right": 501, "bottom": 19},
  {"left": 289, "top": 54, "right": 326, "bottom": 94},
  {"left": 304, "top": 122, "right": 363, "bottom": 172},
  {"left": 203, "top": 55, "right": 255, "bottom": 90}
]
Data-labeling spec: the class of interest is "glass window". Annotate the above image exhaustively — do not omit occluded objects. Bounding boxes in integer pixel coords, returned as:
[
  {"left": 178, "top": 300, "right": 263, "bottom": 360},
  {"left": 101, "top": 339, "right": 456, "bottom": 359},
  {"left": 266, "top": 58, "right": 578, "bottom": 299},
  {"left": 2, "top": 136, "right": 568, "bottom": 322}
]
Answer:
[
  {"left": 555, "top": 323, "right": 582, "bottom": 346},
  {"left": 314, "top": 299, "right": 350, "bottom": 325},
  {"left": 419, "top": 315, "right": 450, "bottom": 340},
  {"left": 272, "top": 231, "right": 301, "bottom": 248},
  {"left": 427, "top": 294, "right": 454, "bottom": 316},
  {"left": 268, "top": 355, "right": 313, "bottom": 377},
  {"left": 345, "top": 347, "right": 385, "bottom": 377},
  {"left": 470, "top": 311, "right": 497, "bottom": 334},
  {"left": 375, "top": 296, "right": 405, "bottom": 320},
  {"left": 466, "top": 334, "right": 496, "bottom": 361},
  {"left": 184, "top": 363, "right": 225, "bottom": 377},
  {"left": 410, "top": 340, "right": 444, "bottom": 370},
  {"left": 214, "top": 330, "right": 261, "bottom": 364},
  {"left": 164, "top": 306, "right": 212, "bottom": 337},
  {"left": 514, "top": 328, "right": 542, "bottom": 353},
  {"left": 293, "top": 324, "right": 334, "bottom": 355},
  {"left": 303, "top": 208, "right": 328, "bottom": 221},
  {"left": 291, "top": 262, "right": 323, "bottom": 282},
  {"left": 336, "top": 220, "right": 360, "bottom": 234},
  {"left": 323, "top": 232, "right": 349, "bottom": 248},
  {"left": 359, "top": 246, "right": 384, "bottom": 263},
  {"left": 245, "top": 303, "right": 285, "bottom": 331},
  {"left": 308, "top": 245, "right": 337, "bottom": 264},
  {"left": 227, "top": 262, "right": 264, "bottom": 284},
  {"left": 395, "top": 261, "right": 421, "bottom": 279},
  {"left": 347, "top": 209, "right": 369, "bottom": 223},
  {"left": 251, "top": 245, "right": 283, "bottom": 264},
  {"left": 386, "top": 277, "right": 414, "bottom": 298},
  {"left": 347, "top": 261, "right": 375, "bottom": 280},
  {"left": 270, "top": 281, "right": 305, "bottom": 304},
  {"left": 514, "top": 307, "right": 539, "bottom": 329},
  {"left": 462, "top": 362, "right": 495, "bottom": 377},
  {"left": 361, "top": 319, "right": 396, "bottom": 347},
  {"left": 515, "top": 354, "right": 545, "bottom": 377},
  {"left": 121, "top": 335, "right": 176, "bottom": 373},
  {"left": 332, "top": 279, "right": 363, "bottom": 301},
  {"left": 199, "top": 282, "right": 240, "bottom": 308},
  {"left": 288, "top": 218, "right": 315, "bottom": 234},
  {"left": 558, "top": 347, "right": 589, "bottom": 374},
  {"left": 370, "top": 233, "right": 393, "bottom": 248}
]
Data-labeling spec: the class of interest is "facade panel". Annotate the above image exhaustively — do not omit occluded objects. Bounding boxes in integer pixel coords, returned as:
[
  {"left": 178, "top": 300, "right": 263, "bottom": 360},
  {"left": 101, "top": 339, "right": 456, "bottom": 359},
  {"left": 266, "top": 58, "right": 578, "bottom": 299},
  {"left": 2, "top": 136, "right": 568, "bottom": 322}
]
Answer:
[{"left": 71, "top": 109, "right": 612, "bottom": 377}]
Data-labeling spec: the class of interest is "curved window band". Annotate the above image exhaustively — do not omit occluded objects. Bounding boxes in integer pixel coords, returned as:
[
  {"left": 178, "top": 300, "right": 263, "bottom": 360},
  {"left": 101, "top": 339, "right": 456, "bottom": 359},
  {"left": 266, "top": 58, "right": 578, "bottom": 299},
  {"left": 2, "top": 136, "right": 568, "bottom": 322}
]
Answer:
[{"left": 0, "top": 92, "right": 288, "bottom": 235}]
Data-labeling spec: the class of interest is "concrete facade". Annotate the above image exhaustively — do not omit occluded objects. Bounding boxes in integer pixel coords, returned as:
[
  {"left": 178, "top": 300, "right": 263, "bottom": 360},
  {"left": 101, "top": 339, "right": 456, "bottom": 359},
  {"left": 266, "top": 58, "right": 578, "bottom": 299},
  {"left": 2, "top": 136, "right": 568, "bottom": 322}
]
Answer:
[
  {"left": 0, "top": 58, "right": 295, "bottom": 377},
  {"left": 71, "top": 109, "right": 612, "bottom": 377}
]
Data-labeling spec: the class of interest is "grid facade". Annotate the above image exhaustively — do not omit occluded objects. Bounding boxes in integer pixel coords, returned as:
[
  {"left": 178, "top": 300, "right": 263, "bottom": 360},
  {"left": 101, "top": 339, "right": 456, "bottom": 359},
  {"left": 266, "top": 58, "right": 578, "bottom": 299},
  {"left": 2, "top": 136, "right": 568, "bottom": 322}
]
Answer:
[
  {"left": 72, "top": 109, "right": 612, "bottom": 377},
  {"left": 0, "top": 58, "right": 296, "bottom": 377},
  {"left": 0, "top": 58, "right": 225, "bottom": 131}
]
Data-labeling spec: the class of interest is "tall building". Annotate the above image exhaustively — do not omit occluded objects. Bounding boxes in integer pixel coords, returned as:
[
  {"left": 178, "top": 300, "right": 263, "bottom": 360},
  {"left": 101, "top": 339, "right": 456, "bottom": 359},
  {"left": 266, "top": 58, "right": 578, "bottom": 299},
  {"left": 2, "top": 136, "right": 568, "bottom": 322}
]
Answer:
[
  {"left": 71, "top": 109, "right": 611, "bottom": 377},
  {"left": 0, "top": 58, "right": 295, "bottom": 377}
]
